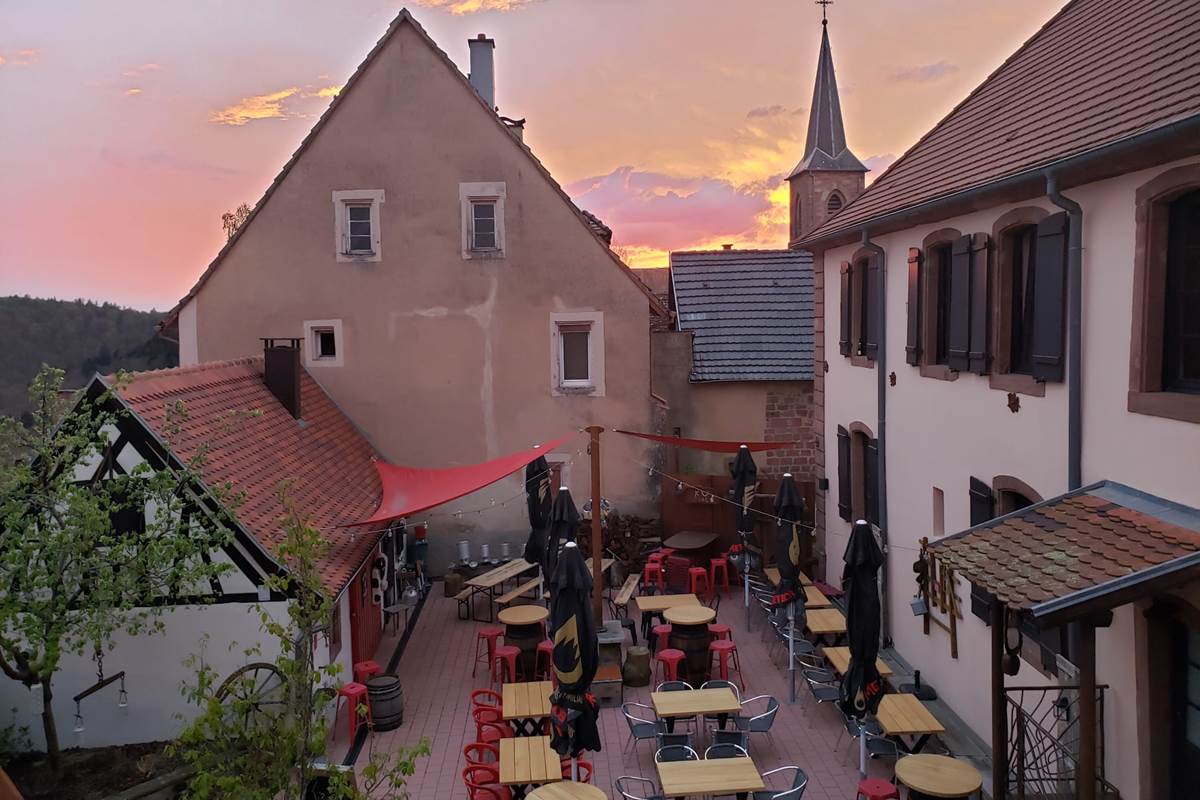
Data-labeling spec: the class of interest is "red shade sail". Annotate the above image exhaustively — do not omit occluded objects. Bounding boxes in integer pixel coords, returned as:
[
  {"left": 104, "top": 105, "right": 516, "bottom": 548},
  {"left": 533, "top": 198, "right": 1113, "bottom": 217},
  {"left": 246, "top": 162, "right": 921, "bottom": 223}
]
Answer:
[
  {"left": 344, "top": 435, "right": 575, "bottom": 527},
  {"left": 614, "top": 429, "right": 799, "bottom": 453}
]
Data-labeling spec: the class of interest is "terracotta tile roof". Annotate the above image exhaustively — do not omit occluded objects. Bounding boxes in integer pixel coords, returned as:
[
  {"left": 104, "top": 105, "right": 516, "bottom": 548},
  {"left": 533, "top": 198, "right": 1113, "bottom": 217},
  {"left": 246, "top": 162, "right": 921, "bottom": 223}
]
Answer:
[
  {"left": 803, "top": 0, "right": 1200, "bottom": 244},
  {"left": 929, "top": 482, "right": 1200, "bottom": 615},
  {"left": 105, "top": 359, "right": 383, "bottom": 594}
]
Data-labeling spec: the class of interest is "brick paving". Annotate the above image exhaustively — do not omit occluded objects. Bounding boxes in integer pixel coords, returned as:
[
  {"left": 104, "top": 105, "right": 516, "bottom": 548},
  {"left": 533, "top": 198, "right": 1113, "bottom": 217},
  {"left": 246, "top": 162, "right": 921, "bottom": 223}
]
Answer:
[{"left": 353, "top": 587, "right": 894, "bottom": 799}]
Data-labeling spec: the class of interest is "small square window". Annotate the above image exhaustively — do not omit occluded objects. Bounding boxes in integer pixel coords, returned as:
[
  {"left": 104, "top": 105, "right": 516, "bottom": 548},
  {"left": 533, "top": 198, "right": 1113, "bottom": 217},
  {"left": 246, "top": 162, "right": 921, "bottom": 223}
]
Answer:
[
  {"left": 472, "top": 201, "right": 497, "bottom": 251},
  {"left": 559, "top": 325, "right": 591, "bottom": 384},
  {"left": 315, "top": 328, "right": 337, "bottom": 359}
]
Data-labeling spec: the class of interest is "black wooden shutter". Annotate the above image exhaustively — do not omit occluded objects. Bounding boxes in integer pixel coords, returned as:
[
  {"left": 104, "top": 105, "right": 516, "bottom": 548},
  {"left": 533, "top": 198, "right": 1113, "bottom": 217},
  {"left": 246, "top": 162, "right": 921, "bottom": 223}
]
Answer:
[
  {"left": 864, "top": 438, "right": 880, "bottom": 526},
  {"left": 839, "top": 262, "right": 852, "bottom": 357},
  {"left": 947, "top": 235, "right": 972, "bottom": 371},
  {"left": 968, "top": 233, "right": 991, "bottom": 374},
  {"left": 905, "top": 248, "right": 922, "bottom": 366},
  {"left": 863, "top": 256, "right": 880, "bottom": 359},
  {"left": 969, "top": 476, "right": 995, "bottom": 526},
  {"left": 837, "top": 425, "right": 851, "bottom": 521},
  {"left": 1031, "top": 211, "right": 1069, "bottom": 382}
]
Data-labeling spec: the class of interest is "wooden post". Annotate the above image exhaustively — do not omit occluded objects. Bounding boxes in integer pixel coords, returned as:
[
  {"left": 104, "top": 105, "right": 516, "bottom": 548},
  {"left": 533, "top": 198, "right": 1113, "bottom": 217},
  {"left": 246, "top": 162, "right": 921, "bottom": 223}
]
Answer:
[
  {"left": 990, "top": 600, "right": 1008, "bottom": 799},
  {"left": 586, "top": 425, "right": 604, "bottom": 624},
  {"left": 1077, "top": 620, "right": 1097, "bottom": 800}
]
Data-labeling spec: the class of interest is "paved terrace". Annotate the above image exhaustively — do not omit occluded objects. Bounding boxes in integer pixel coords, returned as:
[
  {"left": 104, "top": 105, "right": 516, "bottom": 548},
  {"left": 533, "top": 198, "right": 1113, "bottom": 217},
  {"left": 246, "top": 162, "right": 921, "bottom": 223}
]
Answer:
[{"left": 345, "top": 585, "right": 900, "bottom": 799}]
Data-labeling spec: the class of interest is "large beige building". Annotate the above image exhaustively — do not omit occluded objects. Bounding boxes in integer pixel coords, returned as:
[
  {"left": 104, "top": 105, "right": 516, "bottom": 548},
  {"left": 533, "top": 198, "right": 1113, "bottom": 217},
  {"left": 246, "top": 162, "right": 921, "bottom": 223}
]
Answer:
[{"left": 160, "top": 11, "right": 667, "bottom": 569}]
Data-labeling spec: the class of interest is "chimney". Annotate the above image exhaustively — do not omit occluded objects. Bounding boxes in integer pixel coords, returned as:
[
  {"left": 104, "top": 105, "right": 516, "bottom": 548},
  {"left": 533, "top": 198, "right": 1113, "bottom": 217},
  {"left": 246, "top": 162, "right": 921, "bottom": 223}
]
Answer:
[
  {"left": 262, "top": 338, "right": 302, "bottom": 419},
  {"left": 722, "top": 243, "right": 733, "bottom": 250},
  {"left": 468, "top": 34, "right": 496, "bottom": 110}
]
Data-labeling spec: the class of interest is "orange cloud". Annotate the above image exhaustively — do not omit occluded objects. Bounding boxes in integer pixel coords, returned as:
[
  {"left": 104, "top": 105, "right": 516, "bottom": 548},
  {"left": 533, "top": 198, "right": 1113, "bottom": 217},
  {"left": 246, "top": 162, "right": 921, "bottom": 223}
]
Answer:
[
  {"left": 413, "top": 0, "right": 540, "bottom": 13},
  {"left": 308, "top": 85, "right": 342, "bottom": 98},
  {"left": 1, "top": 49, "right": 40, "bottom": 67},
  {"left": 122, "top": 63, "right": 161, "bottom": 77},
  {"left": 124, "top": 87, "right": 143, "bottom": 96},
  {"left": 209, "top": 87, "right": 300, "bottom": 125}
]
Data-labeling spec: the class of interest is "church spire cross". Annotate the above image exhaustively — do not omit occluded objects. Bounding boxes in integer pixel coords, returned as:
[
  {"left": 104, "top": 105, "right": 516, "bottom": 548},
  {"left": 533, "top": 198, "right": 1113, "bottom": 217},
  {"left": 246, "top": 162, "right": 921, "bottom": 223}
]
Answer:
[{"left": 816, "top": 0, "right": 832, "bottom": 25}]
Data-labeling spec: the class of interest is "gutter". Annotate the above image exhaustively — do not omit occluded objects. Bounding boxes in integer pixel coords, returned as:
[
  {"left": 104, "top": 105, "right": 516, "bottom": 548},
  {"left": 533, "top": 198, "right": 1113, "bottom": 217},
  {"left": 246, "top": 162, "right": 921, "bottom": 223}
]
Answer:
[
  {"left": 1045, "top": 174, "right": 1083, "bottom": 491},
  {"left": 860, "top": 230, "right": 891, "bottom": 645}
]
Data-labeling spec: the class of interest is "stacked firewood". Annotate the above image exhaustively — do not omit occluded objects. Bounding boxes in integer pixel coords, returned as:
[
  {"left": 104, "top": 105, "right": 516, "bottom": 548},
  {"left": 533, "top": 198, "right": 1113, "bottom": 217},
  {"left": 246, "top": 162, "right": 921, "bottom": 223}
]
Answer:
[{"left": 574, "top": 514, "right": 664, "bottom": 579}]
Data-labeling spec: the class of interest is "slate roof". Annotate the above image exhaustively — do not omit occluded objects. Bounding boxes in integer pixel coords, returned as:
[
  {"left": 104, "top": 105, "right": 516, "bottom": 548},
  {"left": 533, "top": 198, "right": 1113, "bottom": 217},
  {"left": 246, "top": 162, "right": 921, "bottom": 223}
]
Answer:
[
  {"left": 104, "top": 359, "right": 384, "bottom": 594},
  {"left": 929, "top": 482, "right": 1200, "bottom": 620},
  {"left": 803, "top": 0, "right": 1200, "bottom": 244},
  {"left": 669, "top": 249, "right": 813, "bottom": 382},
  {"left": 788, "top": 22, "right": 867, "bottom": 177}
]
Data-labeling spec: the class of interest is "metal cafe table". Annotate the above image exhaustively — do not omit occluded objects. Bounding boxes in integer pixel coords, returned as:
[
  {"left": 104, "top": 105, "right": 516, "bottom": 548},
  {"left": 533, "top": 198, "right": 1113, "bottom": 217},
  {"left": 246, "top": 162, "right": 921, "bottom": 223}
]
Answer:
[
  {"left": 656, "top": 755, "right": 765, "bottom": 798},
  {"left": 876, "top": 693, "right": 946, "bottom": 753},
  {"left": 499, "top": 735, "right": 561, "bottom": 800},
  {"left": 894, "top": 753, "right": 983, "bottom": 798},
  {"left": 503, "top": 680, "right": 553, "bottom": 736}
]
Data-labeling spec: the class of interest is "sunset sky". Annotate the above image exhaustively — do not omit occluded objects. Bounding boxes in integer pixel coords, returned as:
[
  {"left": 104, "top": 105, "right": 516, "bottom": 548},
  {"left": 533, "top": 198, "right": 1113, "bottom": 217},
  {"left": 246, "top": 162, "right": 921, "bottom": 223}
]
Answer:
[{"left": 0, "top": 0, "right": 1063, "bottom": 311}]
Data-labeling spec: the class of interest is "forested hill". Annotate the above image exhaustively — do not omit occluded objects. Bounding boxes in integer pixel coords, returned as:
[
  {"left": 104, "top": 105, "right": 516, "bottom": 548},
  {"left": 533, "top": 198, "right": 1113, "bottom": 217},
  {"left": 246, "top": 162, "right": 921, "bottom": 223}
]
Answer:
[{"left": 2, "top": 296, "right": 177, "bottom": 421}]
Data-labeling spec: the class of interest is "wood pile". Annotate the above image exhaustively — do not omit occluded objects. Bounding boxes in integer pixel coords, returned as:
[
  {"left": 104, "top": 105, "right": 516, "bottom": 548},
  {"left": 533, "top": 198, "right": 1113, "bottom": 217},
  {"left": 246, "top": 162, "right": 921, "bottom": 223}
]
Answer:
[{"left": 575, "top": 514, "right": 664, "bottom": 580}]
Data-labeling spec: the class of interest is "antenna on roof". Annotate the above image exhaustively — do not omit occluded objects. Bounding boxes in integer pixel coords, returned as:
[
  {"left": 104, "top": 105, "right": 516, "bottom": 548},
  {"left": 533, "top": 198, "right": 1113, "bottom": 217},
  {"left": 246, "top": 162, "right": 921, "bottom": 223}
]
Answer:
[{"left": 816, "top": 0, "right": 832, "bottom": 25}]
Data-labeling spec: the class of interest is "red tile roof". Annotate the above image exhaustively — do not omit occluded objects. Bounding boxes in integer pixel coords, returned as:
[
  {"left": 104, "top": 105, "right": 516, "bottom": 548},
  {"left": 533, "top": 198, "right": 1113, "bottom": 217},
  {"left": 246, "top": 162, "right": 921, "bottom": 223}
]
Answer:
[
  {"left": 929, "top": 483, "right": 1200, "bottom": 614},
  {"left": 106, "top": 359, "right": 383, "bottom": 594},
  {"left": 803, "top": 0, "right": 1200, "bottom": 244}
]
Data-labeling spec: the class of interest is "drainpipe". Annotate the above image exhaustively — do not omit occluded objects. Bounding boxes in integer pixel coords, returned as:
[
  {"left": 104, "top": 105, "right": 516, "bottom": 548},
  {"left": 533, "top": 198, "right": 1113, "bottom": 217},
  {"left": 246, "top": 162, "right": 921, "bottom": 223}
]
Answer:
[
  {"left": 1045, "top": 174, "right": 1083, "bottom": 491},
  {"left": 861, "top": 229, "right": 891, "bottom": 645}
]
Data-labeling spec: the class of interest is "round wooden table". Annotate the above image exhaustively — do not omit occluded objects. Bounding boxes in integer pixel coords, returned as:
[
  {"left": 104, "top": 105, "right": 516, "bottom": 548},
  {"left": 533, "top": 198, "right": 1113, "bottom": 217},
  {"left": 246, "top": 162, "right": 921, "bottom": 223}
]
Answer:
[
  {"left": 527, "top": 781, "right": 606, "bottom": 800},
  {"left": 499, "top": 606, "right": 549, "bottom": 679},
  {"left": 895, "top": 754, "right": 983, "bottom": 798},
  {"left": 499, "top": 605, "right": 550, "bottom": 626},
  {"left": 663, "top": 606, "right": 716, "bottom": 625},
  {"left": 664, "top": 605, "right": 716, "bottom": 682}
]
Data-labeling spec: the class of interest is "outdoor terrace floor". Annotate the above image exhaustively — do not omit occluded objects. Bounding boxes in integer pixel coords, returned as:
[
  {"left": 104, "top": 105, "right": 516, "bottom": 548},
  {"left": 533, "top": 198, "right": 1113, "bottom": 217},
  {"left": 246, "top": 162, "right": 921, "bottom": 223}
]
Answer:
[{"left": 347, "top": 586, "right": 898, "bottom": 799}]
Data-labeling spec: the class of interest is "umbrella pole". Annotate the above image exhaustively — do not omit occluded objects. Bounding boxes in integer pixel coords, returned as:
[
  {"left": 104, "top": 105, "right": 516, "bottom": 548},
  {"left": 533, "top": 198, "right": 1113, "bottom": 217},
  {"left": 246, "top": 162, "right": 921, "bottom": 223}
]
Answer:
[
  {"left": 787, "top": 602, "right": 796, "bottom": 703},
  {"left": 860, "top": 726, "right": 867, "bottom": 776},
  {"left": 743, "top": 541, "right": 751, "bottom": 630}
]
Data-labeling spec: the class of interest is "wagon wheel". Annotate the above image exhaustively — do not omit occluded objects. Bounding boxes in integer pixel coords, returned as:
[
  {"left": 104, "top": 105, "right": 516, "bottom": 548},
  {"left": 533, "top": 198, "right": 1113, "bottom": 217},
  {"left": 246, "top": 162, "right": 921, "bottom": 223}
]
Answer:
[{"left": 215, "top": 662, "right": 287, "bottom": 731}]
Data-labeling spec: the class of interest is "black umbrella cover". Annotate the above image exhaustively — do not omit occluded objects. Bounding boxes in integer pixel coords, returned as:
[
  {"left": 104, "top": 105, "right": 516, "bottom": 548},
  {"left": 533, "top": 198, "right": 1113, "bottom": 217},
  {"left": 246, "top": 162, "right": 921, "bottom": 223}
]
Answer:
[
  {"left": 771, "top": 473, "right": 806, "bottom": 607},
  {"left": 730, "top": 445, "right": 758, "bottom": 535},
  {"left": 549, "top": 541, "right": 601, "bottom": 757},
  {"left": 522, "top": 455, "right": 552, "bottom": 564},
  {"left": 543, "top": 487, "right": 580, "bottom": 582},
  {"left": 839, "top": 520, "right": 885, "bottom": 718}
]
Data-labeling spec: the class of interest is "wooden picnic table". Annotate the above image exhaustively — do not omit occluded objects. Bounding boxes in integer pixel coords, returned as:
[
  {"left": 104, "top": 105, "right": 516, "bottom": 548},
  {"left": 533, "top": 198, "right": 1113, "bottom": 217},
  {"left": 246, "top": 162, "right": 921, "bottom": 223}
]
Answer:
[
  {"left": 895, "top": 754, "right": 983, "bottom": 798},
  {"left": 822, "top": 646, "right": 893, "bottom": 677},
  {"left": 499, "top": 735, "right": 561, "bottom": 799},
  {"left": 650, "top": 687, "right": 741, "bottom": 718},
  {"left": 805, "top": 608, "right": 847, "bottom": 640},
  {"left": 876, "top": 693, "right": 946, "bottom": 753},
  {"left": 663, "top": 606, "right": 715, "bottom": 625},
  {"left": 503, "top": 680, "right": 553, "bottom": 736},
  {"left": 466, "top": 559, "right": 539, "bottom": 622},
  {"left": 662, "top": 530, "right": 719, "bottom": 550},
  {"left": 499, "top": 606, "right": 549, "bottom": 626},
  {"left": 527, "top": 782, "right": 606, "bottom": 800},
  {"left": 763, "top": 567, "right": 813, "bottom": 586},
  {"left": 584, "top": 557, "right": 615, "bottom": 574},
  {"left": 656, "top": 756, "right": 765, "bottom": 798},
  {"left": 634, "top": 593, "right": 700, "bottom": 614}
]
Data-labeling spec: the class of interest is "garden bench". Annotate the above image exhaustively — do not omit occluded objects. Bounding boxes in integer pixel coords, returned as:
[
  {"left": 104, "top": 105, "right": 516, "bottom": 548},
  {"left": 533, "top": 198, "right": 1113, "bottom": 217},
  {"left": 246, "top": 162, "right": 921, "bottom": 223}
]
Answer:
[{"left": 495, "top": 578, "right": 542, "bottom": 607}]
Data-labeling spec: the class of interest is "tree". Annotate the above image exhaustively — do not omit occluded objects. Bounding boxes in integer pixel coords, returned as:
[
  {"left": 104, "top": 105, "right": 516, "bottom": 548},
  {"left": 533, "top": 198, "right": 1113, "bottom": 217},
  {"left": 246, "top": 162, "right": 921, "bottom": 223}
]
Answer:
[
  {"left": 176, "top": 484, "right": 428, "bottom": 799},
  {"left": 221, "top": 203, "right": 252, "bottom": 242},
  {"left": 0, "top": 366, "right": 235, "bottom": 772}
]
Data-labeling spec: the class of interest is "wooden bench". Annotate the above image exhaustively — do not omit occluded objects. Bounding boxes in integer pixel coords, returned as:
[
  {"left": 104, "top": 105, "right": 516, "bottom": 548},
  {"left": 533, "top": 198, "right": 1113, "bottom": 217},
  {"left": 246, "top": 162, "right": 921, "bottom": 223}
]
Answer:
[
  {"left": 612, "top": 574, "right": 640, "bottom": 614},
  {"left": 495, "top": 578, "right": 542, "bottom": 607},
  {"left": 454, "top": 586, "right": 476, "bottom": 620}
]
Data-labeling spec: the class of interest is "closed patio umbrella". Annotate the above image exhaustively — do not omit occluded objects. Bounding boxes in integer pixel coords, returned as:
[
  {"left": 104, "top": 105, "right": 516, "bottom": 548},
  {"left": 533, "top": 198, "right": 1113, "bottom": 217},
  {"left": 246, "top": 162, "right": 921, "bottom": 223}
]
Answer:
[
  {"left": 773, "top": 473, "right": 807, "bottom": 702},
  {"left": 523, "top": 452, "right": 552, "bottom": 594},
  {"left": 549, "top": 540, "right": 601, "bottom": 767},
  {"left": 543, "top": 485, "right": 578, "bottom": 583},
  {"left": 839, "top": 519, "right": 885, "bottom": 774},
  {"left": 729, "top": 445, "right": 758, "bottom": 627}
]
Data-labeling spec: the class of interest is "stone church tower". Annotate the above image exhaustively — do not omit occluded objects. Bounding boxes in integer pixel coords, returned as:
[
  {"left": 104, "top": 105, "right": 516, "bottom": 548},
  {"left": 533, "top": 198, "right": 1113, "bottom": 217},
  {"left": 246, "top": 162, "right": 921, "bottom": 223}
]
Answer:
[{"left": 787, "top": 17, "right": 867, "bottom": 245}]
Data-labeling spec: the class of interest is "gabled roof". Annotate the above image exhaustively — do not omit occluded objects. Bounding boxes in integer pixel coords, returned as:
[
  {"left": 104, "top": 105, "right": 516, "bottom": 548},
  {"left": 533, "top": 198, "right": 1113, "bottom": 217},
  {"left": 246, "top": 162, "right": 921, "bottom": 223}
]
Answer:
[
  {"left": 103, "top": 359, "right": 384, "bottom": 594},
  {"left": 788, "top": 22, "right": 867, "bottom": 177},
  {"left": 802, "top": 0, "right": 1200, "bottom": 246},
  {"left": 929, "top": 481, "right": 1200, "bottom": 624},
  {"left": 669, "top": 249, "right": 813, "bottom": 382},
  {"left": 160, "top": 8, "right": 665, "bottom": 332}
]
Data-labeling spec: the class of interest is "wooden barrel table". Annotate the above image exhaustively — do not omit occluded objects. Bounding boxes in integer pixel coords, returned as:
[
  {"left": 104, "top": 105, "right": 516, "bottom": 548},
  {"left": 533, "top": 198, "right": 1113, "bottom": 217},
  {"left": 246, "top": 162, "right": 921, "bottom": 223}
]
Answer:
[
  {"left": 366, "top": 674, "right": 404, "bottom": 731},
  {"left": 499, "top": 605, "right": 550, "bottom": 681},
  {"left": 664, "top": 605, "right": 716, "bottom": 683}
]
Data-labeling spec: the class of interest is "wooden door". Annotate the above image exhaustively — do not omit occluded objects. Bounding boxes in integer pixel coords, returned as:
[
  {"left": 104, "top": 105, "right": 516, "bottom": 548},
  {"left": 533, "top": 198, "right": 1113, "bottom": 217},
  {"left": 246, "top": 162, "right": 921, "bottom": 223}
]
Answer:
[{"left": 348, "top": 556, "right": 382, "bottom": 667}]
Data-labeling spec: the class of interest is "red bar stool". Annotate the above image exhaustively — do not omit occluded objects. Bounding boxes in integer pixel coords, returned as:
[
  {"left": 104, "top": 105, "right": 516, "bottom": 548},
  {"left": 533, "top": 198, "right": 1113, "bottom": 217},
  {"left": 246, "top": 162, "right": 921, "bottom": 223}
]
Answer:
[
  {"left": 642, "top": 562, "right": 666, "bottom": 592},
  {"left": 334, "top": 681, "right": 372, "bottom": 740},
  {"left": 708, "top": 639, "right": 745, "bottom": 690},
  {"left": 353, "top": 659, "right": 382, "bottom": 684},
  {"left": 654, "top": 648, "right": 686, "bottom": 683},
  {"left": 709, "top": 555, "right": 731, "bottom": 594},
  {"left": 491, "top": 643, "right": 522, "bottom": 686},
  {"left": 707, "top": 622, "right": 733, "bottom": 640},
  {"left": 855, "top": 778, "right": 899, "bottom": 800},
  {"left": 651, "top": 623, "right": 673, "bottom": 653},
  {"left": 658, "top": 548, "right": 677, "bottom": 559},
  {"left": 473, "top": 626, "right": 505, "bottom": 678},
  {"left": 688, "top": 567, "right": 711, "bottom": 599},
  {"left": 535, "top": 640, "right": 555, "bottom": 682}
]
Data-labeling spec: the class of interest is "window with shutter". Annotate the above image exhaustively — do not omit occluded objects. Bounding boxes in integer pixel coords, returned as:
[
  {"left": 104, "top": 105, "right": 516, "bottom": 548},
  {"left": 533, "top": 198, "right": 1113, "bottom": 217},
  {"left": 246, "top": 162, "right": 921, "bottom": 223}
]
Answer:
[
  {"left": 905, "top": 248, "right": 921, "bottom": 366},
  {"left": 839, "top": 262, "right": 852, "bottom": 357},
  {"left": 1030, "top": 212, "right": 1069, "bottom": 382},
  {"left": 947, "top": 235, "right": 972, "bottom": 371},
  {"left": 837, "top": 425, "right": 851, "bottom": 521},
  {"left": 864, "top": 438, "right": 879, "bottom": 526},
  {"left": 968, "top": 233, "right": 991, "bottom": 374},
  {"left": 969, "top": 476, "right": 995, "bottom": 526},
  {"left": 862, "top": 256, "right": 880, "bottom": 359}
]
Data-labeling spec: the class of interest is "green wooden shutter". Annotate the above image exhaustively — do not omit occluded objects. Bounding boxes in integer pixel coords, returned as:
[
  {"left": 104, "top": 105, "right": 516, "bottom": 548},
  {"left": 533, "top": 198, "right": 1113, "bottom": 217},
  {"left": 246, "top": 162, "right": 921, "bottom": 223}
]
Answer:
[
  {"left": 905, "top": 248, "right": 922, "bottom": 366},
  {"left": 969, "top": 476, "right": 995, "bottom": 526},
  {"left": 947, "top": 235, "right": 972, "bottom": 371},
  {"left": 968, "top": 233, "right": 991, "bottom": 374},
  {"left": 863, "top": 256, "right": 880, "bottom": 359},
  {"left": 1031, "top": 212, "right": 1069, "bottom": 382},
  {"left": 837, "top": 425, "right": 851, "bottom": 521},
  {"left": 839, "top": 262, "right": 852, "bottom": 357}
]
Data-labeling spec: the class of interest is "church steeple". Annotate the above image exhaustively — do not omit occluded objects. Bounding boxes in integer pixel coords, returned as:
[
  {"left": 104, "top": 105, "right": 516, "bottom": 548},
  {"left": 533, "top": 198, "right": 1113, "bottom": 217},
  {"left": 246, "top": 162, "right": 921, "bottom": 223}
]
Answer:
[{"left": 787, "top": 7, "right": 867, "bottom": 244}]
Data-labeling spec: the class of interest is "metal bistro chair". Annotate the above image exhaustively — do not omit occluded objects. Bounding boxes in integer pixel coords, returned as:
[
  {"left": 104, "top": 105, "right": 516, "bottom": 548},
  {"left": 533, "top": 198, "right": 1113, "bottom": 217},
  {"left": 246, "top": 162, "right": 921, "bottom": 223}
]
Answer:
[
  {"left": 709, "top": 727, "right": 750, "bottom": 750},
  {"left": 656, "top": 731, "right": 695, "bottom": 751},
  {"left": 703, "top": 742, "right": 749, "bottom": 759},
  {"left": 752, "top": 766, "right": 809, "bottom": 800},
  {"left": 654, "top": 743, "right": 700, "bottom": 763},
  {"left": 801, "top": 667, "right": 841, "bottom": 710},
  {"left": 614, "top": 776, "right": 666, "bottom": 800},
  {"left": 732, "top": 695, "right": 780, "bottom": 747},
  {"left": 655, "top": 680, "right": 696, "bottom": 733},
  {"left": 839, "top": 712, "right": 900, "bottom": 769},
  {"left": 621, "top": 702, "right": 664, "bottom": 753},
  {"left": 701, "top": 679, "right": 741, "bottom": 732}
]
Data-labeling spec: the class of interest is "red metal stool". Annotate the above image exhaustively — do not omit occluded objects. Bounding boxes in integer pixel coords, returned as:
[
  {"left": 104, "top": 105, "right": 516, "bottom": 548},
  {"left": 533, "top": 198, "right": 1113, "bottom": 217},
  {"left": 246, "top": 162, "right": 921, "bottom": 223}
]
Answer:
[
  {"left": 688, "top": 567, "right": 711, "bottom": 599},
  {"left": 659, "top": 548, "right": 677, "bottom": 559},
  {"left": 709, "top": 556, "right": 731, "bottom": 594},
  {"left": 651, "top": 623, "right": 673, "bottom": 653},
  {"left": 335, "top": 681, "right": 373, "bottom": 740},
  {"left": 353, "top": 659, "right": 382, "bottom": 684},
  {"left": 535, "top": 640, "right": 555, "bottom": 682},
  {"left": 708, "top": 639, "right": 745, "bottom": 690},
  {"left": 855, "top": 778, "right": 899, "bottom": 800},
  {"left": 654, "top": 648, "right": 685, "bottom": 683},
  {"left": 491, "top": 644, "right": 522, "bottom": 686},
  {"left": 707, "top": 622, "right": 733, "bottom": 640},
  {"left": 642, "top": 562, "right": 666, "bottom": 592},
  {"left": 473, "top": 626, "right": 505, "bottom": 678}
]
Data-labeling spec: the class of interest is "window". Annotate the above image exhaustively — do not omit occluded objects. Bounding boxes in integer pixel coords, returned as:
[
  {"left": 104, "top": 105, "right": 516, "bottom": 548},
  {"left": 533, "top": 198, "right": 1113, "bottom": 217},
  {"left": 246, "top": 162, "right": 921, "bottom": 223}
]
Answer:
[
  {"left": 932, "top": 244, "right": 953, "bottom": 365},
  {"left": 303, "top": 319, "right": 343, "bottom": 368},
  {"left": 550, "top": 311, "right": 605, "bottom": 395},
  {"left": 931, "top": 487, "right": 945, "bottom": 538},
  {"left": 906, "top": 234, "right": 961, "bottom": 379},
  {"left": 839, "top": 253, "right": 879, "bottom": 365},
  {"left": 332, "top": 189, "right": 384, "bottom": 263},
  {"left": 1006, "top": 225, "right": 1038, "bottom": 375},
  {"left": 1163, "top": 189, "right": 1200, "bottom": 393},
  {"left": 836, "top": 423, "right": 877, "bottom": 525},
  {"left": 827, "top": 191, "right": 845, "bottom": 215},
  {"left": 792, "top": 195, "right": 802, "bottom": 239},
  {"left": 460, "top": 182, "right": 506, "bottom": 259}
]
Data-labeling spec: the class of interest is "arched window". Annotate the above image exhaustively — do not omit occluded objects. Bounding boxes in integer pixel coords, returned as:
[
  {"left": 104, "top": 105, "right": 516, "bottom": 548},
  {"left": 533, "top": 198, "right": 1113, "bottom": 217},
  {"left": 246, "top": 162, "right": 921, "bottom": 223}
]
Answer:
[
  {"left": 827, "top": 191, "right": 845, "bottom": 215},
  {"left": 792, "top": 195, "right": 803, "bottom": 236}
]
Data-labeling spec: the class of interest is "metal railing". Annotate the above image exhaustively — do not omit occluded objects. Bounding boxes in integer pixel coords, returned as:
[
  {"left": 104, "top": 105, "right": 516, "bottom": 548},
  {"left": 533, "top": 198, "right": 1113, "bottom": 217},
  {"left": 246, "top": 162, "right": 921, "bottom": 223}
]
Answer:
[{"left": 1005, "top": 684, "right": 1121, "bottom": 799}]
